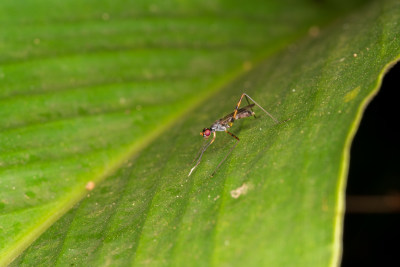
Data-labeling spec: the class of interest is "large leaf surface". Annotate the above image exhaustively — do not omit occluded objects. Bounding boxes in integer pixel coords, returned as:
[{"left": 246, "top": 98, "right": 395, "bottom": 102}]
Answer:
[{"left": 1, "top": 0, "right": 400, "bottom": 266}]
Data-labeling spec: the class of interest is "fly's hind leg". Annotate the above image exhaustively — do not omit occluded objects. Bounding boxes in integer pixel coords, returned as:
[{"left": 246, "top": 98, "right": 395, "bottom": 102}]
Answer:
[
  {"left": 243, "top": 94, "right": 256, "bottom": 119},
  {"left": 231, "top": 93, "right": 279, "bottom": 126}
]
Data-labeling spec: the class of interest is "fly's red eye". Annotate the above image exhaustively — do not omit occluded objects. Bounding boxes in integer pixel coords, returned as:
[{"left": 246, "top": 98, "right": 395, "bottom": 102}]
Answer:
[{"left": 204, "top": 129, "right": 211, "bottom": 136}]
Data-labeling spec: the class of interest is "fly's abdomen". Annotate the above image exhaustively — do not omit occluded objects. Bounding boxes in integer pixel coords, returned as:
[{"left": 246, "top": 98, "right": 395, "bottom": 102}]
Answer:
[{"left": 235, "top": 110, "right": 254, "bottom": 120}]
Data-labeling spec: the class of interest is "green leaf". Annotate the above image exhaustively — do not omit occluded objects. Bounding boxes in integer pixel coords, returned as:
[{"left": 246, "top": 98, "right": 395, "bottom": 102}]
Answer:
[{"left": 1, "top": 0, "right": 399, "bottom": 266}]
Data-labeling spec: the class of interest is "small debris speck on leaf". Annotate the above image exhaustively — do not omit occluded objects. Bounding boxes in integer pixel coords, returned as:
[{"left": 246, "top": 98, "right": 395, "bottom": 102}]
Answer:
[
  {"left": 86, "top": 181, "right": 95, "bottom": 191},
  {"left": 230, "top": 183, "right": 249, "bottom": 199}
]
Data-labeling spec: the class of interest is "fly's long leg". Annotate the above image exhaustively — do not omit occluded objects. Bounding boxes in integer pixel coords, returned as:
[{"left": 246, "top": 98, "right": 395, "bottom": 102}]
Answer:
[
  {"left": 188, "top": 132, "right": 216, "bottom": 176},
  {"left": 211, "top": 130, "right": 239, "bottom": 177},
  {"left": 188, "top": 142, "right": 211, "bottom": 176},
  {"left": 230, "top": 93, "right": 278, "bottom": 127},
  {"left": 191, "top": 139, "right": 209, "bottom": 164}
]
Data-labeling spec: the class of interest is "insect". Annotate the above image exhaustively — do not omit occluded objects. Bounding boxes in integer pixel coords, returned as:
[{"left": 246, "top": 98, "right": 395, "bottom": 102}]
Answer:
[{"left": 188, "top": 93, "right": 279, "bottom": 177}]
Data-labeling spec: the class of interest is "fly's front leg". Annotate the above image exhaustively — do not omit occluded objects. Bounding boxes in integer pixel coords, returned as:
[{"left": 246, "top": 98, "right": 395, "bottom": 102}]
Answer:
[{"left": 189, "top": 132, "right": 216, "bottom": 177}]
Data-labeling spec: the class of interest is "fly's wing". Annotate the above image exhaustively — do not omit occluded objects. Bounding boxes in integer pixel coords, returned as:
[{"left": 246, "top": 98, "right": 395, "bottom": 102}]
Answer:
[{"left": 219, "top": 103, "right": 255, "bottom": 124}]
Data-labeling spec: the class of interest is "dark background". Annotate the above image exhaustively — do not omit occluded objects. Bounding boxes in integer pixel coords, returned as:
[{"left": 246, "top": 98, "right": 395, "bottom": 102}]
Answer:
[{"left": 342, "top": 62, "right": 400, "bottom": 266}]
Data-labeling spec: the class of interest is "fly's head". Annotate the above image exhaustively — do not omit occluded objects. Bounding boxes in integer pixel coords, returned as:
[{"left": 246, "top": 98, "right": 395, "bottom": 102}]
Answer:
[{"left": 200, "top": 128, "right": 212, "bottom": 139}]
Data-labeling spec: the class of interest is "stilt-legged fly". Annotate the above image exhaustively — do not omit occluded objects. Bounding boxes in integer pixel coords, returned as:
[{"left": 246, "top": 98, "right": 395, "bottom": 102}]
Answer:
[{"left": 188, "top": 93, "right": 279, "bottom": 177}]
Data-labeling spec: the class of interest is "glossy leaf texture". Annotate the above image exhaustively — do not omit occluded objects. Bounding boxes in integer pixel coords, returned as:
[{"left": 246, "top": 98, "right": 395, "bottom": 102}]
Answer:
[{"left": 1, "top": 0, "right": 399, "bottom": 266}]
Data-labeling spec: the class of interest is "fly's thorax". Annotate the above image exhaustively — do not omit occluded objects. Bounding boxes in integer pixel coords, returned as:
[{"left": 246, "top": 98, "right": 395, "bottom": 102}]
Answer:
[{"left": 211, "top": 121, "right": 228, "bottom": 132}]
